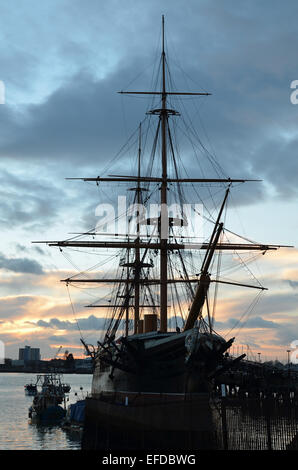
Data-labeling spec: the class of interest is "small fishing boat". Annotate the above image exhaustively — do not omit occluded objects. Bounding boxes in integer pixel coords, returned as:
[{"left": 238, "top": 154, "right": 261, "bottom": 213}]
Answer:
[{"left": 28, "top": 373, "right": 70, "bottom": 423}]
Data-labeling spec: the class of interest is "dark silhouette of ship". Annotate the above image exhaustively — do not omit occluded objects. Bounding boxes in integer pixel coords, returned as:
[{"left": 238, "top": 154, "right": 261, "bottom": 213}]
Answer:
[{"left": 36, "top": 17, "right": 290, "bottom": 449}]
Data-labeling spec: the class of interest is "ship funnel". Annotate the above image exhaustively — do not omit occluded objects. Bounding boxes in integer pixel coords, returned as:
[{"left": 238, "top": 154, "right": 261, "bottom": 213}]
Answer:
[{"left": 144, "top": 314, "right": 158, "bottom": 333}]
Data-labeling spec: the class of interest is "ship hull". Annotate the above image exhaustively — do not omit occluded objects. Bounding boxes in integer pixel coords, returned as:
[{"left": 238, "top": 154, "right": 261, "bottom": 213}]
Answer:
[
  {"left": 91, "top": 359, "right": 208, "bottom": 395},
  {"left": 29, "top": 405, "right": 66, "bottom": 423},
  {"left": 91, "top": 329, "right": 230, "bottom": 394},
  {"left": 82, "top": 329, "right": 230, "bottom": 449},
  {"left": 82, "top": 391, "right": 219, "bottom": 450}
]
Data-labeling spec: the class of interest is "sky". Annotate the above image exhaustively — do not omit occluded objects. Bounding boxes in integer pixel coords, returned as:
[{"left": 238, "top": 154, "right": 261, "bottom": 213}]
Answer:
[{"left": 0, "top": 0, "right": 298, "bottom": 362}]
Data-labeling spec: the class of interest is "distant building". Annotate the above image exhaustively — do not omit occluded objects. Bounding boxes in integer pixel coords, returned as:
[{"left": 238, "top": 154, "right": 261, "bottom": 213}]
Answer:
[
  {"left": 30, "top": 348, "right": 41, "bottom": 361},
  {"left": 19, "top": 346, "right": 41, "bottom": 362},
  {"left": 12, "top": 359, "right": 24, "bottom": 367}
]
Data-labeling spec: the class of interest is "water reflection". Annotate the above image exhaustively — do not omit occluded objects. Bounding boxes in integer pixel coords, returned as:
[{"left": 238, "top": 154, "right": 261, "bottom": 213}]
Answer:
[{"left": 29, "top": 422, "right": 81, "bottom": 449}]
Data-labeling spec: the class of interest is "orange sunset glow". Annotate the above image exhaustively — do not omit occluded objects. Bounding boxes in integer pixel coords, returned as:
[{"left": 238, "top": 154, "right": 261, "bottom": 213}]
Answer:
[{"left": 0, "top": 245, "right": 297, "bottom": 362}]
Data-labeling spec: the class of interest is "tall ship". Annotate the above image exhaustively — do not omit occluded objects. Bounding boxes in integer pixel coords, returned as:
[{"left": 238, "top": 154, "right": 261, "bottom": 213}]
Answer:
[{"left": 36, "top": 17, "right": 289, "bottom": 449}]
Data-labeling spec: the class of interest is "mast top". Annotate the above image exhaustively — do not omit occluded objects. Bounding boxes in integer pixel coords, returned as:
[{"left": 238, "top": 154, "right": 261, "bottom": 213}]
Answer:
[
  {"left": 162, "top": 14, "right": 165, "bottom": 56},
  {"left": 118, "top": 15, "right": 211, "bottom": 99}
]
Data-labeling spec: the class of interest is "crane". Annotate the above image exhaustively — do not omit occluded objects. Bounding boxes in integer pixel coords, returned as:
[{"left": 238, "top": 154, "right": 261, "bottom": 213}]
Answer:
[{"left": 54, "top": 345, "right": 62, "bottom": 359}]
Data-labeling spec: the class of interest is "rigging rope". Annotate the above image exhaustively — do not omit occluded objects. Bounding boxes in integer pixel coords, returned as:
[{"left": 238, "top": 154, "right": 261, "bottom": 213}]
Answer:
[{"left": 66, "top": 284, "right": 84, "bottom": 342}]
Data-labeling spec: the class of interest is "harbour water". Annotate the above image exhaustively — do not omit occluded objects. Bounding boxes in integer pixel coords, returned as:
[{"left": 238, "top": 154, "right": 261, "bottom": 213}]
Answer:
[{"left": 0, "top": 372, "right": 92, "bottom": 450}]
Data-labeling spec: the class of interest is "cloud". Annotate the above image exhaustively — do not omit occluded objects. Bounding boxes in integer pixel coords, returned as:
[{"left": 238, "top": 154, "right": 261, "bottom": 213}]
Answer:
[
  {"left": 214, "top": 316, "right": 279, "bottom": 331},
  {"left": 0, "top": 169, "right": 68, "bottom": 231},
  {"left": 245, "top": 317, "right": 279, "bottom": 329},
  {"left": 47, "top": 335, "right": 71, "bottom": 343},
  {"left": 34, "top": 314, "right": 108, "bottom": 331},
  {"left": 0, "top": 1, "right": 297, "bottom": 203},
  {"left": 0, "top": 252, "right": 44, "bottom": 274},
  {"left": 0, "top": 295, "right": 36, "bottom": 319},
  {"left": 287, "top": 280, "right": 298, "bottom": 289},
  {"left": 16, "top": 244, "right": 47, "bottom": 256}
]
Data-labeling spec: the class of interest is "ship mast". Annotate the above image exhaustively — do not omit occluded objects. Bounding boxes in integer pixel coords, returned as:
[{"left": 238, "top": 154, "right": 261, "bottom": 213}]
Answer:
[
  {"left": 33, "top": 17, "right": 289, "bottom": 338},
  {"left": 134, "top": 123, "right": 141, "bottom": 333},
  {"left": 117, "top": 16, "right": 211, "bottom": 332},
  {"left": 160, "top": 15, "right": 168, "bottom": 332}
]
